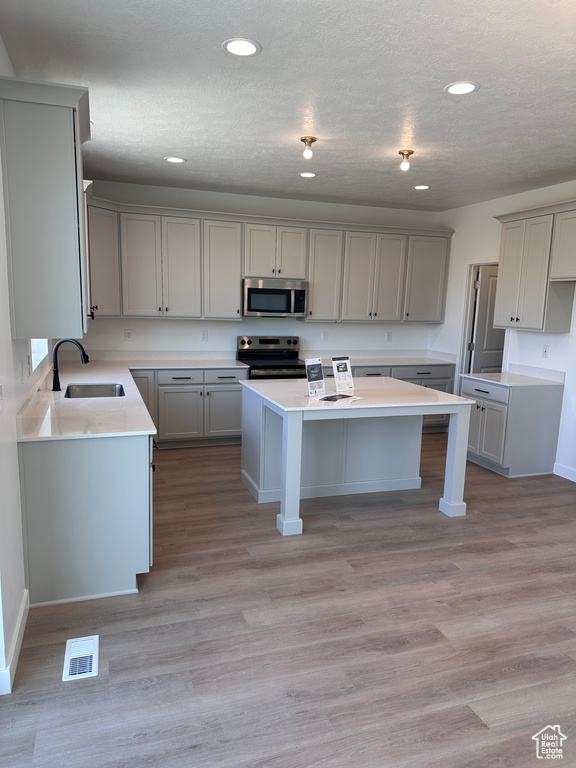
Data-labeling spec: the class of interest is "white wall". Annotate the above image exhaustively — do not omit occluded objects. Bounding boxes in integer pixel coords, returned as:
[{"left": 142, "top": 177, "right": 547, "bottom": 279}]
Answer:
[
  {"left": 437, "top": 179, "right": 576, "bottom": 481},
  {"left": 0, "top": 40, "right": 29, "bottom": 694}
]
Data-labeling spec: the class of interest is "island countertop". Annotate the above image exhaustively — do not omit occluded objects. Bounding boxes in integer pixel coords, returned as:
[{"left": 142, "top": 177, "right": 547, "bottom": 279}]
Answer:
[{"left": 241, "top": 376, "right": 472, "bottom": 412}]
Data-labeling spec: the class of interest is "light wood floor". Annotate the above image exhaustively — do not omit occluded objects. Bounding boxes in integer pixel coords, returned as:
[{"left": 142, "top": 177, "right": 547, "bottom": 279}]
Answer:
[{"left": 3, "top": 435, "right": 576, "bottom": 767}]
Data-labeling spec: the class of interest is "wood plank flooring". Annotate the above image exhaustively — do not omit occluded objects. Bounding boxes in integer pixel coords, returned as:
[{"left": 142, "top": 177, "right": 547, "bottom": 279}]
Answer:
[{"left": 2, "top": 434, "right": 576, "bottom": 767}]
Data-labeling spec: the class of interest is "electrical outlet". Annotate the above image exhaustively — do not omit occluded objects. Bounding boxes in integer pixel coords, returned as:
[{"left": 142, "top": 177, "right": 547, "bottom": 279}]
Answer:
[
  {"left": 201, "top": 330, "right": 208, "bottom": 342},
  {"left": 321, "top": 331, "right": 329, "bottom": 342},
  {"left": 542, "top": 344, "right": 550, "bottom": 358},
  {"left": 124, "top": 329, "right": 133, "bottom": 341},
  {"left": 386, "top": 331, "right": 393, "bottom": 342}
]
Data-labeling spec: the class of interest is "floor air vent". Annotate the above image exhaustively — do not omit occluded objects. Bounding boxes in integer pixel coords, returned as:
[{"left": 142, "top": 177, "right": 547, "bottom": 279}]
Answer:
[{"left": 62, "top": 635, "right": 99, "bottom": 681}]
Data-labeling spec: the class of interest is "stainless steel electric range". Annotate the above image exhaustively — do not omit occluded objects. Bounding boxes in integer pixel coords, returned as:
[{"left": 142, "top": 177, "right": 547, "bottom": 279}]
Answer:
[{"left": 236, "top": 336, "right": 307, "bottom": 379}]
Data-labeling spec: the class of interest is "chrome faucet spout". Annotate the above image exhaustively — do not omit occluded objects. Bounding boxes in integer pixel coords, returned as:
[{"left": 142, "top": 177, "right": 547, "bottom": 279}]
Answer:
[{"left": 52, "top": 338, "right": 90, "bottom": 391}]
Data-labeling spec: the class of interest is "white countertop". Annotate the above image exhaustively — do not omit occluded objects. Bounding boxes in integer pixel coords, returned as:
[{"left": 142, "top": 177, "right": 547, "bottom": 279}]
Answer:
[
  {"left": 242, "top": 377, "right": 472, "bottom": 412},
  {"left": 460, "top": 372, "right": 564, "bottom": 387},
  {"left": 17, "top": 361, "right": 158, "bottom": 442}
]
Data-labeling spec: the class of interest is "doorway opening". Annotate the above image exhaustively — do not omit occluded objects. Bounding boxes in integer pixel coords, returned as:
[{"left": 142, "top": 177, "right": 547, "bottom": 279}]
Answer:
[{"left": 462, "top": 263, "right": 505, "bottom": 376}]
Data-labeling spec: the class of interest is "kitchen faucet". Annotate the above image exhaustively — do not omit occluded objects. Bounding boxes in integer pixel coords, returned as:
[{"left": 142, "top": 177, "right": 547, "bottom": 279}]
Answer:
[{"left": 52, "top": 338, "right": 90, "bottom": 391}]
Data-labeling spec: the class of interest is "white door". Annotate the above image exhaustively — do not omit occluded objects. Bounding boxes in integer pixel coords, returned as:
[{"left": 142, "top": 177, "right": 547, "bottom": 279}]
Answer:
[
  {"left": 244, "top": 223, "right": 276, "bottom": 277},
  {"left": 88, "top": 206, "right": 120, "bottom": 316},
  {"left": 341, "top": 231, "right": 376, "bottom": 320},
  {"left": 204, "top": 386, "right": 243, "bottom": 436},
  {"left": 403, "top": 236, "right": 448, "bottom": 322},
  {"left": 516, "top": 214, "right": 553, "bottom": 330},
  {"left": 373, "top": 234, "right": 406, "bottom": 321}
]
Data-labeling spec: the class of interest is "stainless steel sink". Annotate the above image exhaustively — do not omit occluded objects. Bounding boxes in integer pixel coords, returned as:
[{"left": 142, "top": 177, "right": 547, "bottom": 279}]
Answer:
[{"left": 64, "top": 383, "right": 125, "bottom": 398}]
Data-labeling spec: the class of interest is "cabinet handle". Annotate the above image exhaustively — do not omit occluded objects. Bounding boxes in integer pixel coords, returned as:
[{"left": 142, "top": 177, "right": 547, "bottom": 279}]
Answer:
[
  {"left": 510, "top": 316, "right": 514, "bottom": 322},
  {"left": 474, "top": 388, "right": 490, "bottom": 394},
  {"left": 159, "top": 307, "right": 162, "bottom": 312},
  {"left": 366, "top": 373, "right": 382, "bottom": 376},
  {"left": 272, "top": 268, "right": 275, "bottom": 274},
  {"left": 481, "top": 406, "right": 485, "bottom": 411},
  {"left": 309, "top": 310, "right": 312, "bottom": 316},
  {"left": 416, "top": 372, "right": 432, "bottom": 375},
  {"left": 374, "top": 312, "right": 377, "bottom": 317},
  {"left": 405, "top": 312, "right": 409, "bottom": 316},
  {"left": 172, "top": 376, "right": 192, "bottom": 380},
  {"left": 237, "top": 309, "right": 240, "bottom": 314},
  {"left": 277, "top": 268, "right": 281, "bottom": 274},
  {"left": 218, "top": 376, "right": 235, "bottom": 379},
  {"left": 516, "top": 317, "right": 520, "bottom": 322},
  {"left": 476, "top": 404, "right": 480, "bottom": 409},
  {"left": 165, "top": 307, "right": 168, "bottom": 312}
]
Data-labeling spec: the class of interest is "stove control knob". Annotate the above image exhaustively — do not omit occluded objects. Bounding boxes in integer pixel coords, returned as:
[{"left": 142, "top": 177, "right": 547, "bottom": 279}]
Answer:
[
  {"left": 247, "top": 339, "right": 252, "bottom": 345},
  {"left": 287, "top": 339, "right": 292, "bottom": 345},
  {"left": 240, "top": 339, "right": 246, "bottom": 345},
  {"left": 293, "top": 339, "right": 298, "bottom": 345}
]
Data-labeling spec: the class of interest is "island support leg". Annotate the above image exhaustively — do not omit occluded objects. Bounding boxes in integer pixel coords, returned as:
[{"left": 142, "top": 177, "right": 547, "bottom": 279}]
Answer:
[
  {"left": 276, "top": 410, "right": 304, "bottom": 535},
  {"left": 439, "top": 405, "right": 471, "bottom": 517}
]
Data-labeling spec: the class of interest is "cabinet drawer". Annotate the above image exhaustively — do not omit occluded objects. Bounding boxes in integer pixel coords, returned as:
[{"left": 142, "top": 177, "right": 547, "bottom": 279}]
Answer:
[
  {"left": 157, "top": 369, "right": 204, "bottom": 385},
  {"left": 353, "top": 366, "right": 391, "bottom": 377},
  {"left": 204, "top": 368, "right": 248, "bottom": 384},
  {"left": 461, "top": 378, "right": 510, "bottom": 404},
  {"left": 391, "top": 365, "right": 454, "bottom": 380}
]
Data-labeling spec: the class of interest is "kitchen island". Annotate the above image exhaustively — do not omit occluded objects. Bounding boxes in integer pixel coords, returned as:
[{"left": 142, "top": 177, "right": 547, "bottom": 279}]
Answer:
[{"left": 241, "top": 378, "right": 473, "bottom": 534}]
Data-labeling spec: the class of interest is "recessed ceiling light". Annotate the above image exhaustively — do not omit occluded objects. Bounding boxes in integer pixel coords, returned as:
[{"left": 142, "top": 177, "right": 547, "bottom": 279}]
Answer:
[
  {"left": 444, "top": 81, "right": 479, "bottom": 95},
  {"left": 414, "top": 185, "right": 429, "bottom": 190},
  {"left": 164, "top": 156, "right": 186, "bottom": 163},
  {"left": 222, "top": 38, "right": 262, "bottom": 56},
  {"left": 299, "top": 172, "right": 316, "bottom": 178}
]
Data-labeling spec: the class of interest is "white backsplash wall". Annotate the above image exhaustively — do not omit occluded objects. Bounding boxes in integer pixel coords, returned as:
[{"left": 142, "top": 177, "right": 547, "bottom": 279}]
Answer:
[{"left": 81, "top": 317, "right": 433, "bottom": 358}]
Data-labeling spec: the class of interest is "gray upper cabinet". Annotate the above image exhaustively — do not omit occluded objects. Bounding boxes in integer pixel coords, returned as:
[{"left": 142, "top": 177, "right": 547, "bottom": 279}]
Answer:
[
  {"left": 244, "top": 223, "right": 307, "bottom": 279},
  {"left": 493, "top": 209, "right": 575, "bottom": 332},
  {"left": 403, "top": 236, "right": 448, "bottom": 322},
  {"left": 550, "top": 209, "right": 576, "bottom": 280},
  {"left": 0, "top": 78, "right": 90, "bottom": 339},
  {"left": 307, "top": 228, "right": 344, "bottom": 321},
  {"left": 88, "top": 205, "right": 120, "bottom": 317}
]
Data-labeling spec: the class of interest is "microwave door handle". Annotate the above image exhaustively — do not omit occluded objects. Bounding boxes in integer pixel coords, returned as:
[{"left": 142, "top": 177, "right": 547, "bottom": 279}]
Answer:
[{"left": 290, "top": 289, "right": 295, "bottom": 314}]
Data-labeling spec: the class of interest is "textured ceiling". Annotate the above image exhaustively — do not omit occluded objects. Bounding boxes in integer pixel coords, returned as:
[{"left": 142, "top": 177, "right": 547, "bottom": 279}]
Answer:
[{"left": 0, "top": 0, "right": 575, "bottom": 211}]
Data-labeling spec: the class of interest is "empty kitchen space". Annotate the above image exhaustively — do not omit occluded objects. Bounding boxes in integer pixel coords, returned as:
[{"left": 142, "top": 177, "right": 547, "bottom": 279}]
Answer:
[{"left": 3, "top": 436, "right": 576, "bottom": 768}]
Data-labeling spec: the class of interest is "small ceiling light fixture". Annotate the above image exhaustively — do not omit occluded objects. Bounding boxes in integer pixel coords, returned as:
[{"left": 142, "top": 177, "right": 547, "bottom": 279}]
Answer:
[
  {"left": 444, "top": 81, "right": 479, "bottom": 95},
  {"left": 164, "top": 156, "right": 186, "bottom": 163},
  {"left": 300, "top": 136, "right": 317, "bottom": 159},
  {"left": 222, "top": 38, "right": 262, "bottom": 56},
  {"left": 299, "top": 171, "right": 316, "bottom": 178},
  {"left": 414, "top": 185, "right": 429, "bottom": 190},
  {"left": 398, "top": 149, "right": 414, "bottom": 171}
]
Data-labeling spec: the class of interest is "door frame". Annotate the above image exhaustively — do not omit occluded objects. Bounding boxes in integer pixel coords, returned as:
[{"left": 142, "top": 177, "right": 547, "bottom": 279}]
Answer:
[{"left": 459, "top": 262, "right": 506, "bottom": 389}]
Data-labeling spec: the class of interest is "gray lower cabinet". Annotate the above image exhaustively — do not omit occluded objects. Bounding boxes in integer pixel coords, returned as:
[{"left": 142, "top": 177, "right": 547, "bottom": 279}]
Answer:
[
  {"left": 156, "top": 368, "right": 247, "bottom": 443},
  {"left": 352, "top": 363, "right": 455, "bottom": 430},
  {"left": 131, "top": 370, "right": 157, "bottom": 424},
  {"left": 461, "top": 374, "right": 564, "bottom": 476},
  {"left": 20, "top": 434, "right": 152, "bottom": 605}
]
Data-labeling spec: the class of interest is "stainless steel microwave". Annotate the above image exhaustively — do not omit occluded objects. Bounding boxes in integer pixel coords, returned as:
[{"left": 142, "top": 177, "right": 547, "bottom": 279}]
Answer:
[{"left": 243, "top": 278, "right": 307, "bottom": 317}]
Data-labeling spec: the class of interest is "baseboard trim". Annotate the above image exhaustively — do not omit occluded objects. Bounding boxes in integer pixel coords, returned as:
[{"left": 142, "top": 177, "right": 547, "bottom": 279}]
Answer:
[
  {"left": 0, "top": 589, "right": 29, "bottom": 695},
  {"left": 554, "top": 462, "right": 576, "bottom": 483}
]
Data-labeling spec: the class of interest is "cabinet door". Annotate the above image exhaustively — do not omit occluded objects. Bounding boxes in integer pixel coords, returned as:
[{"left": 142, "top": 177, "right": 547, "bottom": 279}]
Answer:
[
  {"left": 373, "top": 234, "right": 406, "bottom": 321},
  {"left": 403, "top": 236, "right": 448, "bottom": 322},
  {"left": 493, "top": 220, "right": 524, "bottom": 328},
  {"left": 203, "top": 220, "right": 242, "bottom": 319},
  {"left": 276, "top": 226, "right": 307, "bottom": 278},
  {"left": 157, "top": 386, "right": 203, "bottom": 440},
  {"left": 88, "top": 206, "right": 120, "bottom": 316},
  {"left": 516, "top": 215, "right": 552, "bottom": 330},
  {"left": 342, "top": 232, "right": 377, "bottom": 320},
  {"left": 467, "top": 402, "right": 482, "bottom": 454},
  {"left": 479, "top": 400, "right": 507, "bottom": 465},
  {"left": 307, "top": 229, "right": 344, "bottom": 321},
  {"left": 131, "top": 370, "right": 156, "bottom": 425},
  {"left": 550, "top": 210, "right": 576, "bottom": 280},
  {"left": 162, "top": 217, "right": 201, "bottom": 318},
  {"left": 120, "top": 213, "right": 162, "bottom": 316},
  {"left": 244, "top": 223, "right": 276, "bottom": 277},
  {"left": 204, "top": 385, "right": 243, "bottom": 436},
  {"left": 3, "top": 100, "right": 86, "bottom": 338}
]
